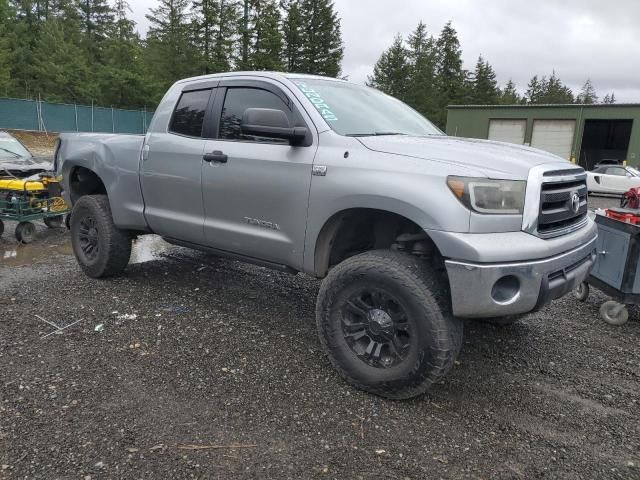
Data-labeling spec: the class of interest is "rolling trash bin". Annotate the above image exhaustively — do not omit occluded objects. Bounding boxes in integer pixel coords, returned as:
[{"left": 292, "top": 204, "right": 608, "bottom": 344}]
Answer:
[{"left": 575, "top": 209, "right": 640, "bottom": 325}]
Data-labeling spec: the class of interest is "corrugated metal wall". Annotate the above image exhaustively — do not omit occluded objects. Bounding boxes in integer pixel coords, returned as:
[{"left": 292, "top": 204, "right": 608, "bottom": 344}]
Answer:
[{"left": 0, "top": 98, "right": 154, "bottom": 134}]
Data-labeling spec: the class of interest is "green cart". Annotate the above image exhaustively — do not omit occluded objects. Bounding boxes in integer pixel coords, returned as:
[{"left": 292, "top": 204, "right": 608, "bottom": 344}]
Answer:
[{"left": 0, "top": 190, "right": 70, "bottom": 244}]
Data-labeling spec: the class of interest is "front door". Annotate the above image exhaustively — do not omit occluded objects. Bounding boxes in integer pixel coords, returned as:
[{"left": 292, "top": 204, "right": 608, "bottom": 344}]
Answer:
[
  {"left": 201, "top": 81, "right": 317, "bottom": 268},
  {"left": 141, "top": 87, "right": 215, "bottom": 244}
]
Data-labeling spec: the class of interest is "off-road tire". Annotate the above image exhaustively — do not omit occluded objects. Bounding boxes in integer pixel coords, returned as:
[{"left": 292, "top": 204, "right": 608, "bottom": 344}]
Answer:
[
  {"left": 316, "top": 250, "right": 463, "bottom": 400},
  {"left": 70, "top": 195, "right": 131, "bottom": 278}
]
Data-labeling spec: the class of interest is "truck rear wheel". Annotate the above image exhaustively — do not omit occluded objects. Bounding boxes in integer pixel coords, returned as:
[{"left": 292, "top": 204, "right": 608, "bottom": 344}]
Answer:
[
  {"left": 316, "top": 250, "right": 463, "bottom": 400},
  {"left": 70, "top": 195, "right": 131, "bottom": 278}
]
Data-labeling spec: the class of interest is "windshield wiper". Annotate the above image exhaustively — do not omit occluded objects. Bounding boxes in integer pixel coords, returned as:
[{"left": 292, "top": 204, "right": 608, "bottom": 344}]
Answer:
[
  {"left": 0, "top": 147, "right": 22, "bottom": 158},
  {"left": 345, "top": 132, "right": 408, "bottom": 137}
]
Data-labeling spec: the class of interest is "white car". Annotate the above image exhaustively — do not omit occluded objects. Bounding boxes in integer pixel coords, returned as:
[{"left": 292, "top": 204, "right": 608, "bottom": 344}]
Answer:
[{"left": 587, "top": 165, "right": 640, "bottom": 195}]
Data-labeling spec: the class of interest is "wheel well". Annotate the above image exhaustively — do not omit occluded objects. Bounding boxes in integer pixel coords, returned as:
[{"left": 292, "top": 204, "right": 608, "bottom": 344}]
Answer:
[
  {"left": 68, "top": 166, "right": 106, "bottom": 203},
  {"left": 314, "top": 209, "right": 444, "bottom": 278}
]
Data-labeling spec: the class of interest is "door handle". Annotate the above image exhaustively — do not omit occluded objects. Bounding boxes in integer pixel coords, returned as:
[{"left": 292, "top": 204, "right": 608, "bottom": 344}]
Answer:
[{"left": 203, "top": 151, "right": 228, "bottom": 163}]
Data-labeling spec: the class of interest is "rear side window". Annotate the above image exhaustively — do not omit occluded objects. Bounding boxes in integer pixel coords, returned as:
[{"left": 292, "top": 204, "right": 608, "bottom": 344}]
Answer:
[
  {"left": 219, "top": 87, "right": 292, "bottom": 143},
  {"left": 170, "top": 89, "right": 212, "bottom": 137}
]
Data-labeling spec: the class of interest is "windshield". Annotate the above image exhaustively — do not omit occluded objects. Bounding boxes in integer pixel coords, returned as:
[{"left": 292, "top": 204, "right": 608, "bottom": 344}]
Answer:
[
  {"left": 628, "top": 167, "right": 640, "bottom": 177},
  {"left": 0, "top": 133, "right": 32, "bottom": 159},
  {"left": 290, "top": 78, "right": 443, "bottom": 137}
]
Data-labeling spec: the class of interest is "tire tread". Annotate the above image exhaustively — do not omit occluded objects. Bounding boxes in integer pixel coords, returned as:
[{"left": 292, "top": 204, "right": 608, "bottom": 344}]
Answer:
[
  {"left": 316, "top": 250, "right": 463, "bottom": 400},
  {"left": 71, "top": 195, "right": 131, "bottom": 278}
]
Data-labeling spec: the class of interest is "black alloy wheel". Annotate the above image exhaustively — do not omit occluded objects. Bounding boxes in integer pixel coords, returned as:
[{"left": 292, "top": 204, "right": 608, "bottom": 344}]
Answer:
[
  {"left": 341, "top": 289, "right": 412, "bottom": 369},
  {"left": 77, "top": 215, "right": 100, "bottom": 262}
]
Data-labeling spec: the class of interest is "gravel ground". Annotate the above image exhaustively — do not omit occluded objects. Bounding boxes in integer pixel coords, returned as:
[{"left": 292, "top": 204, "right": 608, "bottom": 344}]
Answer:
[{"left": 1, "top": 196, "right": 639, "bottom": 479}]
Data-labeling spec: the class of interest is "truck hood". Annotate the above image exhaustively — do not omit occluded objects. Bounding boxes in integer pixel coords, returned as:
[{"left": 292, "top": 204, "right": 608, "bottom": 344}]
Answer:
[{"left": 358, "top": 135, "right": 567, "bottom": 179}]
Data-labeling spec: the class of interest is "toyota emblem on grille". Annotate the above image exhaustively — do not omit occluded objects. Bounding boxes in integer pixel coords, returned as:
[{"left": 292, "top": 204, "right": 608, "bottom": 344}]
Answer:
[{"left": 571, "top": 192, "right": 580, "bottom": 213}]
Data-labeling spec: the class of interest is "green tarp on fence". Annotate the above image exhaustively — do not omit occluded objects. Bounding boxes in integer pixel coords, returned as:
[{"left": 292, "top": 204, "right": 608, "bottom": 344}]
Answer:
[{"left": 0, "top": 98, "right": 154, "bottom": 134}]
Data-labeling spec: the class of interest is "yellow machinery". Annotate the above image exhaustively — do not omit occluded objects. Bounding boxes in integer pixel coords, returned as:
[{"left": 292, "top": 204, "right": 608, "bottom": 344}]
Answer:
[{"left": 0, "top": 174, "right": 69, "bottom": 243}]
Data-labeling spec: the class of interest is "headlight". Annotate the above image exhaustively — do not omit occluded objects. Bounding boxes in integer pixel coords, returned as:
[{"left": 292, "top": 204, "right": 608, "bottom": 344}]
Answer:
[{"left": 447, "top": 176, "right": 526, "bottom": 214}]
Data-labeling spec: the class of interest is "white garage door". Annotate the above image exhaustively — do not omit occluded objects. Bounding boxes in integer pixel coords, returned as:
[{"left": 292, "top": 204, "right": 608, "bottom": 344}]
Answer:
[
  {"left": 488, "top": 119, "right": 526, "bottom": 145},
  {"left": 531, "top": 120, "right": 576, "bottom": 160}
]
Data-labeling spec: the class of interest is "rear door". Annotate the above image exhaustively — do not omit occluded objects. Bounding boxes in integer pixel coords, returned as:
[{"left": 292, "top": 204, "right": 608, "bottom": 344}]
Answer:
[
  {"left": 201, "top": 79, "right": 317, "bottom": 268},
  {"left": 141, "top": 84, "right": 217, "bottom": 244}
]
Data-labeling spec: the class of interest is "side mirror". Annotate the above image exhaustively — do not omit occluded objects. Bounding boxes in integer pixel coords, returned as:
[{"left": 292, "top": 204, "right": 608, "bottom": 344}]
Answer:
[{"left": 241, "top": 108, "right": 308, "bottom": 145}]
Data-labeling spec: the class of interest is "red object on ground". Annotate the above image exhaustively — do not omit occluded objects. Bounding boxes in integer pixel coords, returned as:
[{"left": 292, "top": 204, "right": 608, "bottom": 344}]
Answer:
[{"left": 621, "top": 187, "right": 640, "bottom": 209}]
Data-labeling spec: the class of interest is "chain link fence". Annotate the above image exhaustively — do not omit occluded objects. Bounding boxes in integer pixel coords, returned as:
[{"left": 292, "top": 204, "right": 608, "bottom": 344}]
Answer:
[{"left": 0, "top": 97, "right": 154, "bottom": 134}]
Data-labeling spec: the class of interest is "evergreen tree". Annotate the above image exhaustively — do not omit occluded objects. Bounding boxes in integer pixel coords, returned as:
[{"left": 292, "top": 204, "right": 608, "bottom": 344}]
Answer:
[
  {"left": 234, "top": 0, "right": 282, "bottom": 71},
  {"left": 297, "top": 0, "right": 343, "bottom": 76},
  {"left": 248, "top": 0, "right": 283, "bottom": 70},
  {"left": 525, "top": 75, "right": 543, "bottom": 103},
  {"left": 0, "top": 0, "right": 12, "bottom": 95},
  {"left": 239, "top": 0, "right": 250, "bottom": 68},
  {"left": 470, "top": 55, "right": 499, "bottom": 104},
  {"left": 602, "top": 92, "right": 616, "bottom": 104},
  {"left": 145, "top": 0, "right": 196, "bottom": 98},
  {"left": 499, "top": 79, "right": 521, "bottom": 104},
  {"left": 75, "top": 0, "right": 114, "bottom": 61},
  {"left": 7, "top": 0, "right": 40, "bottom": 98},
  {"left": 405, "top": 21, "right": 438, "bottom": 119},
  {"left": 434, "top": 21, "right": 464, "bottom": 126},
  {"left": 538, "top": 71, "right": 574, "bottom": 104},
  {"left": 192, "top": 0, "right": 241, "bottom": 74},
  {"left": 30, "top": 18, "right": 94, "bottom": 103},
  {"left": 99, "top": 0, "right": 149, "bottom": 107},
  {"left": 366, "top": 35, "right": 410, "bottom": 101},
  {"left": 281, "top": 0, "right": 303, "bottom": 72},
  {"left": 576, "top": 78, "right": 598, "bottom": 104}
]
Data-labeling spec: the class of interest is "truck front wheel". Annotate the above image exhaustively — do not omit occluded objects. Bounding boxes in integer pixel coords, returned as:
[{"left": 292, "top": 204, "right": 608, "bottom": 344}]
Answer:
[
  {"left": 70, "top": 195, "right": 132, "bottom": 278},
  {"left": 316, "top": 250, "right": 463, "bottom": 399}
]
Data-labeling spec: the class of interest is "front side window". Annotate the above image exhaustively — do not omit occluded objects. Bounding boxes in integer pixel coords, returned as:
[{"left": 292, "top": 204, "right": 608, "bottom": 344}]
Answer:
[
  {"left": 219, "top": 87, "right": 292, "bottom": 143},
  {"left": 170, "top": 89, "right": 212, "bottom": 137},
  {"left": 290, "top": 78, "right": 442, "bottom": 137}
]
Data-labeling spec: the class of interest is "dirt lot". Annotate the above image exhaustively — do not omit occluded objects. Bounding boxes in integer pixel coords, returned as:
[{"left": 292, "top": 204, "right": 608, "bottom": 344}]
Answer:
[
  {"left": 1, "top": 196, "right": 639, "bottom": 479},
  {"left": 6, "top": 130, "right": 58, "bottom": 158}
]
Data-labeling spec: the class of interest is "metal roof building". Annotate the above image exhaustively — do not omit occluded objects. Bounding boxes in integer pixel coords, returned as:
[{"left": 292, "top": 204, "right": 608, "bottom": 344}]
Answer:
[{"left": 445, "top": 104, "right": 640, "bottom": 170}]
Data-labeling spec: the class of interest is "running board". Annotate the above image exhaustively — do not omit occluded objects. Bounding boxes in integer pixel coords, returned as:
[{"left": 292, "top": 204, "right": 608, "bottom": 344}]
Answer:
[{"left": 162, "top": 237, "right": 298, "bottom": 274}]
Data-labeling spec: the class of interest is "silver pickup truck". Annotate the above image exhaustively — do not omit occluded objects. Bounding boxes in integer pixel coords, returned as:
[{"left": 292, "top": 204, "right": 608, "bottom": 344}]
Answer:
[{"left": 56, "top": 72, "right": 597, "bottom": 399}]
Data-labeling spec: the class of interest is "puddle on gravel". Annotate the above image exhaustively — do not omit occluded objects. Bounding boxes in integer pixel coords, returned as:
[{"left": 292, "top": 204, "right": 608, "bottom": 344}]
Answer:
[
  {"left": 0, "top": 230, "right": 175, "bottom": 268},
  {"left": 0, "top": 236, "right": 73, "bottom": 267},
  {"left": 129, "top": 235, "right": 174, "bottom": 264}
]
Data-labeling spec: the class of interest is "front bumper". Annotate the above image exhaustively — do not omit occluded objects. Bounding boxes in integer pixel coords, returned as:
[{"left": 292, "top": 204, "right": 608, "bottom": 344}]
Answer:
[{"left": 445, "top": 233, "right": 597, "bottom": 318}]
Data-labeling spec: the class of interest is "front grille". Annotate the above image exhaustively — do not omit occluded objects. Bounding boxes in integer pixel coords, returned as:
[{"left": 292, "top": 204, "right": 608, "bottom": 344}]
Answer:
[{"left": 537, "top": 176, "right": 588, "bottom": 236}]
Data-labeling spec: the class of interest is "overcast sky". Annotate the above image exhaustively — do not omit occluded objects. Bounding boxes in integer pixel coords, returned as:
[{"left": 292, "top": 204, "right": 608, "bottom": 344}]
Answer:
[{"left": 129, "top": 0, "right": 640, "bottom": 102}]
